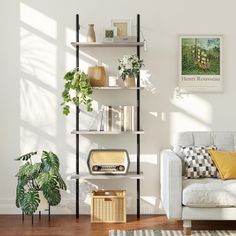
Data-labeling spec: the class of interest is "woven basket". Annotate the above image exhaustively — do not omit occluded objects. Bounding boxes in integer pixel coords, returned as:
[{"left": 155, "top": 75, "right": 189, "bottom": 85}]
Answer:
[{"left": 91, "top": 190, "right": 126, "bottom": 223}]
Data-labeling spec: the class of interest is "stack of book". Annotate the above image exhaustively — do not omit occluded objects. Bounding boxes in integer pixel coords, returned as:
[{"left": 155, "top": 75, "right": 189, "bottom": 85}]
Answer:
[
  {"left": 104, "top": 105, "right": 135, "bottom": 131},
  {"left": 91, "top": 105, "right": 136, "bottom": 131}
]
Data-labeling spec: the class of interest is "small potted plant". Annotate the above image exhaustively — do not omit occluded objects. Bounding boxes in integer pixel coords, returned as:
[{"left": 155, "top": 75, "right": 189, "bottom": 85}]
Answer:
[
  {"left": 61, "top": 68, "right": 93, "bottom": 115},
  {"left": 118, "top": 54, "right": 144, "bottom": 87},
  {"left": 15, "top": 151, "right": 67, "bottom": 215}
]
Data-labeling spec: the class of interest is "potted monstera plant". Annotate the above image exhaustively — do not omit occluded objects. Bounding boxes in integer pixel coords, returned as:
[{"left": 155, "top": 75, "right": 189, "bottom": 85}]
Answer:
[
  {"left": 15, "top": 151, "right": 67, "bottom": 215},
  {"left": 61, "top": 68, "right": 93, "bottom": 115}
]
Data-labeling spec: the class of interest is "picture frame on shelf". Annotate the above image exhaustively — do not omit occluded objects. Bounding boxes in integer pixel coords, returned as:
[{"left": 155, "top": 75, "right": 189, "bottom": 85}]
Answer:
[
  {"left": 103, "top": 27, "right": 117, "bottom": 42},
  {"left": 179, "top": 35, "right": 223, "bottom": 93},
  {"left": 111, "top": 19, "right": 131, "bottom": 37}
]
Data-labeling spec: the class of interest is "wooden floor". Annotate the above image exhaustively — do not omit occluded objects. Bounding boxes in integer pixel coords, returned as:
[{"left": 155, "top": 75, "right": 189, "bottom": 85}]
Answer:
[{"left": 0, "top": 215, "right": 236, "bottom": 236}]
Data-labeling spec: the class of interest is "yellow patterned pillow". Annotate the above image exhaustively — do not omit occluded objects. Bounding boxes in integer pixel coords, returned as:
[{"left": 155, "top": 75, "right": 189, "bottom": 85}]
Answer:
[{"left": 208, "top": 150, "right": 236, "bottom": 180}]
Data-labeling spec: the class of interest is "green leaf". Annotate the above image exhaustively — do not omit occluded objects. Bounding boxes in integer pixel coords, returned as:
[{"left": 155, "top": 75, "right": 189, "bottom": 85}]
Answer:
[
  {"left": 57, "top": 173, "right": 67, "bottom": 190},
  {"left": 42, "top": 183, "right": 61, "bottom": 206},
  {"left": 41, "top": 151, "right": 59, "bottom": 172},
  {"left": 37, "top": 172, "right": 57, "bottom": 187},
  {"left": 21, "top": 191, "right": 40, "bottom": 215},
  {"left": 30, "top": 163, "right": 42, "bottom": 179},
  {"left": 16, "top": 183, "right": 25, "bottom": 208},
  {"left": 38, "top": 172, "right": 61, "bottom": 206},
  {"left": 64, "top": 70, "right": 75, "bottom": 81},
  {"left": 16, "top": 162, "right": 33, "bottom": 178},
  {"left": 15, "top": 152, "right": 37, "bottom": 161},
  {"left": 63, "top": 105, "right": 70, "bottom": 115}
]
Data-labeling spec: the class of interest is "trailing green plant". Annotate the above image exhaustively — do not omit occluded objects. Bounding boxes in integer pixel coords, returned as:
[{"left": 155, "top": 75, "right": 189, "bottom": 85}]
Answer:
[
  {"left": 15, "top": 151, "right": 67, "bottom": 215},
  {"left": 61, "top": 68, "right": 93, "bottom": 115}
]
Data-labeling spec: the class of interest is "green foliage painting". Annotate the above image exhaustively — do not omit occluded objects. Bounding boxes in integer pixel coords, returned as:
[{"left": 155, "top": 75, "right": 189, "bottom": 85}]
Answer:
[{"left": 181, "top": 37, "right": 221, "bottom": 75}]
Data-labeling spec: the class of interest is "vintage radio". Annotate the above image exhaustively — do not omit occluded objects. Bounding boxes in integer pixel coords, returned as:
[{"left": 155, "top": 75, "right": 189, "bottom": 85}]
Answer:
[{"left": 87, "top": 149, "right": 130, "bottom": 175}]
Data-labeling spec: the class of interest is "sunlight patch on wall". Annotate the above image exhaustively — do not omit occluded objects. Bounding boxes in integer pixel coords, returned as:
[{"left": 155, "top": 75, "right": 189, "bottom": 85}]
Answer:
[
  {"left": 20, "top": 3, "right": 58, "bottom": 154},
  {"left": 20, "top": 79, "right": 57, "bottom": 136},
  {"left": 172, "top": 94, "right": 212, "bottom": 126},
  {"left": 20, "top": 127, "right": 56, "bottom": 154},
  {"left": 141, "top": 154, "right": 158, "bottom": 164},
  {"left": 65, "top": 135, "right": 97, "bottom": 174},
  {"left": 65, "top": 27, "right": 75, "bottom": 48},
  {"left": 20, "top": 3, "right": 57, "bottom": 39},
  {"left": 65, "top": 27, "right": 86, "bottom": 46},
  {"left": 170, "top": 95, "right": 212, "bottom": 145},
  {"left": 141, "top": 196, "right": 156, "bottom": 206},
  {"left": 140, "top": 70, "right": 155, "bottom": 93},
  {"left": 20, "top": 27, "right": 57, "bottom": 88}
]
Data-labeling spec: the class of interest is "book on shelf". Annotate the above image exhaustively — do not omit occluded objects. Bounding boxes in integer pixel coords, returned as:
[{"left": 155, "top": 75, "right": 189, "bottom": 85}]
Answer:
[
  {"left": 123, "top": 106, "right": 135, "bottom": 131},
  {"left": 89, "top": 105, "right": 136, "bottom": 132},
  {"left": 103, "top": 105, "right": 135, "bottom": 132},
  {"left": 104, "top": 106, "right": 123, "bottom": 131}
]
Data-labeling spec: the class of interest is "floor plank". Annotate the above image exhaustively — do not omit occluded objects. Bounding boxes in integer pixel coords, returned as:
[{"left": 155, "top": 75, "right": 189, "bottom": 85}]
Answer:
[{"left": 0, "top": 215, "right": 236, "bottom": 236}]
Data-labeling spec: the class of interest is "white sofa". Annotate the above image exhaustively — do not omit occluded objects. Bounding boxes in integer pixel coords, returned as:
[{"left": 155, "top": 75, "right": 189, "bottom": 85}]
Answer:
[{"left": 161, "top": 131, "right": 236, "bottom": 235}]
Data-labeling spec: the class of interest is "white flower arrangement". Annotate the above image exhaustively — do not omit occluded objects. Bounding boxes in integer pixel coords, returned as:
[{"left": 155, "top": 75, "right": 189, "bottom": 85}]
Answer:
[{"left": 118, "top": 54, "right": 144, "bottom": 80}]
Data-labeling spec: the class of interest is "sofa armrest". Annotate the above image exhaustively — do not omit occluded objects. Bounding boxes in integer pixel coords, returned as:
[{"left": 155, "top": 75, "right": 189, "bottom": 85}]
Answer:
[{"left": 160, "top": 149, "right": 182, "bottom": 219}]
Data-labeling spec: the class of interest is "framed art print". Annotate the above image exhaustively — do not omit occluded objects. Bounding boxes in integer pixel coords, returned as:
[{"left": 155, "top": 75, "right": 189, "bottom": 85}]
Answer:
[
  {"left": 179, "top": 35, "right": 223, "bottom": 93},
  {"left": 103, "top": 27, "right": 117, "bottom": 42},
  {"left": 111, "top": 19, "right": 131, "bottom": 37}
]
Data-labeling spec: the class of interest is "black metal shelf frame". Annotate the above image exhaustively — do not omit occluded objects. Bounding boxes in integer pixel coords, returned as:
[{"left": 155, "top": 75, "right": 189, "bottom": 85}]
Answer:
[{"left": 74, "top": 14, "right": 142, "bottom": 219}]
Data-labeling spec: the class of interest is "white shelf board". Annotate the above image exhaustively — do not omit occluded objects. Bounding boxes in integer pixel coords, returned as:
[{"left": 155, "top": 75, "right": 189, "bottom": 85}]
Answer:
[
  {"left": 92, "top": 86, "right": 144, "bottom": 90},
  {"left": 71, "top": 172, "right": 144, "bottom": 180},
  {"left": 71, "top": 42, "right": 144, "bottom": 48},
  {"left": 71, "top": 130, "right": 144, "bottom": 135}
]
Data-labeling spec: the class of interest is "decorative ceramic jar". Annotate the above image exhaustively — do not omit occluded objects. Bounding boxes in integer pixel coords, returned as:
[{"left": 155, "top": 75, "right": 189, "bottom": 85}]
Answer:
[
  {"left": 87, "top": 24, "right": 96, "bottom": 42},
  {"left": 88, "top": 66, "right": 106, "bottom": 87}
]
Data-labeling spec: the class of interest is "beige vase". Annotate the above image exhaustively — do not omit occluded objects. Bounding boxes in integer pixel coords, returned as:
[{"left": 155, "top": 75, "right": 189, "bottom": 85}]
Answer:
[
  {"left": 123, "top": 76, "right": 136, "bottom": 87},
  {"left": 88, "top": 66, "right": 106, "bottom": 87},
  {"left": 87, "top": 24, "right": 96, "bottom": 42}
]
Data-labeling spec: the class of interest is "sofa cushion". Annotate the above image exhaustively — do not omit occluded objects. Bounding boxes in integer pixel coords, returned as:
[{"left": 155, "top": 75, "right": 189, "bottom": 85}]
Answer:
[
  {"left": 181, "top": 146, "right": 218, "bottom": 179},
  {"left": 209, "top": 150, "right": 236, "bottom": 180},
  {"left": 182, "top": 178, "right": 236, "bottom": 207}
]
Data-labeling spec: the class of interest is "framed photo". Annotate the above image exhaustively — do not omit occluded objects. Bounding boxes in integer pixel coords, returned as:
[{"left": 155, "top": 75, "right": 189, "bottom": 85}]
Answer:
[
  {"left": 179, "top": 35, "right": 223, "bottom": 93},
  {"left": 111, "top": 19, "right": 131, "bottom": 37},
  {"left": 103, "top": 27, "right": 117, "bottom": 42}
]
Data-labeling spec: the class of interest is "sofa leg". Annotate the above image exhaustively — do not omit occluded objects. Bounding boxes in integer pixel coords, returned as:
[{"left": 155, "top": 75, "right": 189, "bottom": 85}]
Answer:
[{"left": 183, "top": 220, "right": 192, "bottom": 235}]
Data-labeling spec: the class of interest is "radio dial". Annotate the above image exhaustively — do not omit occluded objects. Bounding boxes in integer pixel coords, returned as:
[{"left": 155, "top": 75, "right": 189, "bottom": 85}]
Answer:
[
  {"left": 92, "top": 165, "right": 100, "bottom": 171},
  {"left": 117, "top": 165, "right": 125, "bottom": 171}
]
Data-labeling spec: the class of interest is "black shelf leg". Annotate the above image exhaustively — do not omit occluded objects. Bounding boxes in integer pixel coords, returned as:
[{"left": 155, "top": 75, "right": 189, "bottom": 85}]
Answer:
[
  {"left": 136, "top": 13, "right": 141, "bottom": 219},
  {"left": 76, "top": 13, "right": 80, "bottom": 219},
  {"left": 22, "top": 211, "right": 24, "bottom": 222},
  {"left": 48, "top": 204, "right": 51, "bottom": 222}
]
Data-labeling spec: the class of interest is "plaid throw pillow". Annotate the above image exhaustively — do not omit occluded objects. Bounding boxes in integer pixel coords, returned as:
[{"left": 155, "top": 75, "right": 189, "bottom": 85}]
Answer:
[{"left": 181, "top": 145, "right": 219, "bottom": 179}]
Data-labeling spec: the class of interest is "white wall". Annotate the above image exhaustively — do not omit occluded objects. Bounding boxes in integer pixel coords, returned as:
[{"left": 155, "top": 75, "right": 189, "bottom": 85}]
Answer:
[{"left": 1, "top": 0, "right": 236, "bottom": 214}]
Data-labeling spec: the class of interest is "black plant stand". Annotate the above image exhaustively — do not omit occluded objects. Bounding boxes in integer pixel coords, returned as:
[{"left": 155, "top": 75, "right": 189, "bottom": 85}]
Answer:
[{"left": 21, "top": 204, "right": 51, "bottom": 224}]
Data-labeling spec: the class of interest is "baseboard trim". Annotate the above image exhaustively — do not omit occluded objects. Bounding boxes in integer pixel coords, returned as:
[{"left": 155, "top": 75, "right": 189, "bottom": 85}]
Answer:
[{"left": 0, "top": 198, "right": 164, "bottom": 214}]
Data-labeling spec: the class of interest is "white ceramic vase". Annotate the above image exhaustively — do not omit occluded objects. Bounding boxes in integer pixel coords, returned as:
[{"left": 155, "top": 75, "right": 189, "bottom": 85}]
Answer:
[{"left": 123, "top": 76, "right": 136, "bottom": 87}]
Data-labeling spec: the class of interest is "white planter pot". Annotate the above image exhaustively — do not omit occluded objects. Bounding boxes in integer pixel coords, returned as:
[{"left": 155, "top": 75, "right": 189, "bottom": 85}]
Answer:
[
  {"left": 123, "top": 76, "right": 136, "bottom": 87},
  {"left": 37, "top": 191, "right": 48, "bottom": 211}
]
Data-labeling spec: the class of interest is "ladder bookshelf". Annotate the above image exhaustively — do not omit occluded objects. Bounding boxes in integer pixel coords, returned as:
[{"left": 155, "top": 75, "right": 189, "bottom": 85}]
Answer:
[{"left": 72, "top": 14, "right": 143, "bottom": 219}]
